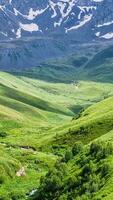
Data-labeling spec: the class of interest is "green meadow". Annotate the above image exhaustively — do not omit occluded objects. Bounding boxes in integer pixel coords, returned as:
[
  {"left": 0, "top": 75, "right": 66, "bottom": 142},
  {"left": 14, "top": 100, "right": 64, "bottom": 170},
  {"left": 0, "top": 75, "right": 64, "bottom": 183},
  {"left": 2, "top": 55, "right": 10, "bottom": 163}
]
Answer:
[{"left": 1, "top": 44, "right": 113, "bottom": 199}]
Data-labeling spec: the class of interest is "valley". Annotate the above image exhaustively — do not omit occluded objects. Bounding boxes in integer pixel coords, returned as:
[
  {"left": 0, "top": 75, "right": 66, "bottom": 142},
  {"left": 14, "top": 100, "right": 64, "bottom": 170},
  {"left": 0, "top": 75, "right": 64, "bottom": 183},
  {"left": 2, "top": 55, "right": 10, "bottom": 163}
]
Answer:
[
  {"left": 0, "top": 0, "right": 113, "bottom": 199},
  {"left": 1, "top": 42, "right": 113, "bottom": 199}
]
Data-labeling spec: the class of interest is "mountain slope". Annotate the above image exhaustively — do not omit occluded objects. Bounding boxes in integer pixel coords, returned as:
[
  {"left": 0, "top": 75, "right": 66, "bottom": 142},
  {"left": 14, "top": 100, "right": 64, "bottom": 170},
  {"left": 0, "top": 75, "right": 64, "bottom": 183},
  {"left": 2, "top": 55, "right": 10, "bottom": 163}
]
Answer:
[
  {"left": 30, "top": 95, "right": 113, "bottom": 200},
  {"left": 49, "top": 95, "right": 113, "bottom": 148},
  {"left": 0, "top": 0, "right": 113, "bottom": 41},
  {"left": 1, "top": 70, "right": 113, "bottom": 199},
  {"left": 0, "top": 0, "right": 113, "bottom": 70}
]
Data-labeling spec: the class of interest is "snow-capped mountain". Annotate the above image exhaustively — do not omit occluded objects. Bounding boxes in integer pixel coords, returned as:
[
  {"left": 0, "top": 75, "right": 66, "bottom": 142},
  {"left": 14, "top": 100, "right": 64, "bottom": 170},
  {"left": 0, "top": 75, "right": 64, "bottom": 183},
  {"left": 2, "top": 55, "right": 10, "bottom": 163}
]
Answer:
[
  {"left": 0, "top": 0, "right": 113, "bottom": 70},
  {"left": 0, "top": 0, "right": 113, "bottom": 41}
]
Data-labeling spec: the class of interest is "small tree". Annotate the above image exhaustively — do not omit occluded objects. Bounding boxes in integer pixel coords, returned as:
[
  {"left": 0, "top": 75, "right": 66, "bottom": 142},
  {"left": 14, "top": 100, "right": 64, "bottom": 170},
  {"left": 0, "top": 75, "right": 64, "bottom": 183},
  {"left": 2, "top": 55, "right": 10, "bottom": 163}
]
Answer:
[
  {"left": 0, "top": 132, "right": 7, "bottom": 138},
  {"left": 59, "top": 194, "right": 67, "bottom": 200},
  {"left": 101, "top": 162, "right": 110, "bottom": 177},
  {"left": 64, "top": 150, "right": 73, "bottom": 162},
  {"left": 72, "top": 142, "right": 83, "bottom": 156}
]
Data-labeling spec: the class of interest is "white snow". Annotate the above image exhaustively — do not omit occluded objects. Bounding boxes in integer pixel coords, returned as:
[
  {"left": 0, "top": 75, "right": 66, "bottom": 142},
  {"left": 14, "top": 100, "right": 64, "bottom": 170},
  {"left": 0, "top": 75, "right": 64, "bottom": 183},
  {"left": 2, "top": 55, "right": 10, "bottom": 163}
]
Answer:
[
  {"left": 97, "top": 20, "right": 113, "bottom": 27},
  {"left": 14, "top": 6, "right": 48, "bottom": 20},
  {"left": 78, "top": 6, "right": 96, "bottom": 20},
  {"left": 27, "top": 7, "right": 48, "bottom": 20},
  {"left": 0, "top": 31, "right": 7, "bottom": 37},
  {"left": 19, "top": 22, "right": 39, "bottom": 32},
  {"left": 16, "top": 22, "right": 40, "bottom": 38},
  {"left": 95, "top": 31, "right": 100, "bottom": 37},
  {"left": 0, "top": 5, "right": 5, "bottom": 11},
  {"left": 49, "top": 0, "right": 57, "bottom": 18},
  {"left": 9, "top": 0, "right": 12, "bottom": 4},
  {"left": 100, "top": 32, "right": 113, "bottom": 39},
  {"left": 50, "top": 0, "right": 75, "bottom": 27},
  {"left": 66, "top": 14, "right": 92, "bottom": 32},
  {"left": 93, "top": 0, "right": 103, "bottom": 2},
  {"left": 16, "top": 28, "right": 21, "bottom": 39}
]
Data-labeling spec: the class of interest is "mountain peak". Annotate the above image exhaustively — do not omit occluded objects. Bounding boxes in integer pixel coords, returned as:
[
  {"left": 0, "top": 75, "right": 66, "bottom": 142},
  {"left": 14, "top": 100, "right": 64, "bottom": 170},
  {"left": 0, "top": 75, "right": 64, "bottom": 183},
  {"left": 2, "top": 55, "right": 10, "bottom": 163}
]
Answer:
[{"left": 0, "top": 0, "right": 112, "bottom": 41}]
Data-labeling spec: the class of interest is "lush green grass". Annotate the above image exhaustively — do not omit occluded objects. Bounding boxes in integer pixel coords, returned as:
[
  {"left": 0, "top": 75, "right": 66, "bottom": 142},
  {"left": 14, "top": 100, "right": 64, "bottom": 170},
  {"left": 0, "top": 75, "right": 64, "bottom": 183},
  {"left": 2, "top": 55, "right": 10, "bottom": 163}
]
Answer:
[
  {"left": 29, "top": 95, "right": 113, "bottom": 200},
  {"left": 0, "top": 71, "right": 113, "bottom": 148},
  {"left": 48, "top": 96, "right": 113, "bottom": 151},
  {"left": 1, "top": 43, "right": 113, "bottom": 200},
  {"left": 0, "top": 144, "right": 57, "bottom": 200}
]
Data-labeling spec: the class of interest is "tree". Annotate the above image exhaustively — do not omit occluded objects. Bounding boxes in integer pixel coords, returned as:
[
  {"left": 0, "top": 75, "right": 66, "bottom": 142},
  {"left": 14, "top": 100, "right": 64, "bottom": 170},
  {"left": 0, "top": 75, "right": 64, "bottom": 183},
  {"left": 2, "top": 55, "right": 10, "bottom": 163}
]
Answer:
[
  {"left": 72, "top": 142, "right": 83, "bottom": 156},
  {"left": 64, "top": 150, "right": 73, "bottom": 162}
]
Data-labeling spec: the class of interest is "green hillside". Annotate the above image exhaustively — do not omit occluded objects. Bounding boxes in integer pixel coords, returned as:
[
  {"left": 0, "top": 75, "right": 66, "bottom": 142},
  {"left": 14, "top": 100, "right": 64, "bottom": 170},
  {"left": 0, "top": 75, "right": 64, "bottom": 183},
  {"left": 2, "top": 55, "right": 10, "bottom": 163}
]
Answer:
[
  {"left": 31, "top": 96, "right": 113, "bottom": 200},
  {"left": 1, "top": 43, "right": 113, "bottom": 199},
  {"left": 51, "top": 96, "right": 113, "bottom": 147}
]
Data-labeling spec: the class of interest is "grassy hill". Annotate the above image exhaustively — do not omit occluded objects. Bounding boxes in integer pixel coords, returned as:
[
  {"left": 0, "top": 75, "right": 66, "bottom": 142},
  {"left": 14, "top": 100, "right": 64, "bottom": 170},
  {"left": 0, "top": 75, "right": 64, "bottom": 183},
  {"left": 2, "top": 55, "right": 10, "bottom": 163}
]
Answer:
[
  {"left": 31, "top": 96, "right": 113, "bottom": 200},
  {"left": 50, "top": 96, "right": 113, "bottom": 147},
  {"left": 1, "top": 42, "right": 113, "bottom": 199}
]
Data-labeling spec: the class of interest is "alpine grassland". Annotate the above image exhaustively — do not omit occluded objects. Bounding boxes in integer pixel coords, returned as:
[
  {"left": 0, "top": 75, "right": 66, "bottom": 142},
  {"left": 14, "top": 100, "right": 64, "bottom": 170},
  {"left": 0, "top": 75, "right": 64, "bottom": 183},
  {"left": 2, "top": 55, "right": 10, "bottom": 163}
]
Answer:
[{"left": 1, "top": 44, "right": 113, "bottom": 199}]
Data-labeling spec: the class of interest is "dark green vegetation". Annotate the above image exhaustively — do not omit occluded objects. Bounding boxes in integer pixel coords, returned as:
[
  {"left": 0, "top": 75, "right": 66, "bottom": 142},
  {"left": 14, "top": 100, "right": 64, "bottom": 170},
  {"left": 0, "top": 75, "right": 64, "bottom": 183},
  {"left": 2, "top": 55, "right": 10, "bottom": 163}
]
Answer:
[
  {"left": 32, "top": 141, "right": 113, "bottom": 200},
  {"left": 1, "top": 43, "right": 113, "bottom": 199}
]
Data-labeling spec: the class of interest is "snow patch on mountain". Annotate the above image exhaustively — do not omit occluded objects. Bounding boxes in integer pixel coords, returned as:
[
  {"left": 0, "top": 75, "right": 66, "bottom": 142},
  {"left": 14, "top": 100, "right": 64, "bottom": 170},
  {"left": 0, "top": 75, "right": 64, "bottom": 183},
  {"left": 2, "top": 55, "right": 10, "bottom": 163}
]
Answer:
[
  {"left": 27, "top": 7, "right": 49, "bottom": 20},
  {"left": 97, "top": 20, "right": 113, "bottom": 27},
  {"left": 95, "top": 32, "right": 100, "bottom": 37},
  {"left": 14, "top": 6, "right": 49, "bottom": 20},
  {"left": 78, "top": 6, "right": 96, "bottom": 20},
  {"left": 101, "top": 33, "right": 113, "bottom": 39},
  {"left": 93, "top": 0, "right": 103, "bottom": 2},
  {"left": 16, "top": 22, "right": 40, "bottom": 38},
  {"left": 0, "top": 0, "right": 113, "bottom": 41},
  {"left": 66, "top": 14, "right": 92, "bottom": 33}
]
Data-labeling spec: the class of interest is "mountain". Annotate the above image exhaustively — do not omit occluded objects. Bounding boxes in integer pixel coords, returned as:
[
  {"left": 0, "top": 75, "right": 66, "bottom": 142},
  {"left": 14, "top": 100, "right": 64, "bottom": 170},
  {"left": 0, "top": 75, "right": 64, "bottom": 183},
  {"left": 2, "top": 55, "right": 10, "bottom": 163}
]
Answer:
[
  {"left": 1, "top": 1, "right": 113, "bottom": 199},
  {"left": 0, "top": 0, "right": 113, "bottom": 41},
  {"left": 0, "top": 0, "right": 113, "bottom": 69}
]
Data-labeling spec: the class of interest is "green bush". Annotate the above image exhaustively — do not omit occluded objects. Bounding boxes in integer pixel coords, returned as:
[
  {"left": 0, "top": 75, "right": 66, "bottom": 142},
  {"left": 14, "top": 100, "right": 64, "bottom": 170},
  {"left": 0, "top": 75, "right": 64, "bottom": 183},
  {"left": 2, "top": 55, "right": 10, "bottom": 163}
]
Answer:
[
  {"left": 0, "top": 176, "right": 5, "bottom": 185},
  {"left": 64, "top": 150, "right": 73, "bottom": 162},
  {"left": 33, "top": 162, "right": 67, "bottom": 200},
  {"left": 0, "top": 132, "right": 7, "bottom": 138},
  {"left": 90, "top": 142, "right": 113, "bottom": 160},
  {"left": 100, "top": 162, "right": 110, "bottom": 177},
  {"left": 79, "top": 154, "right": 89, "bottom": 167},
  {"left": 90, "top": 142, "right": 102, "bottom": 157},
  {"left": 72, "top": 142, "right": 83, "bottom": 156},
  {"left": 31, "top": 141, "right": 113, "bottom": 200},
  {"left": 81, "top": 161, "right": 95, "bottom": 178},
  {"left": 58, "top": 194, "right": 67, "bottom": 200},
  {"left": 10, "top": 190, "right": 25, "bottom": 200},
  {"left": 68, "top": 176, "right": 78, "bottom": 190}
]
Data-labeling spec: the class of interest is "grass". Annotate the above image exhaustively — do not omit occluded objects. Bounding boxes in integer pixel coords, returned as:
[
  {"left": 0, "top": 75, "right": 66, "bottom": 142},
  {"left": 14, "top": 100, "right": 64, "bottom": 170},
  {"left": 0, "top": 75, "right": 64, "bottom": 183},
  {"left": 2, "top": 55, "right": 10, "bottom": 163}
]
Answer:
[
  {"left": 1, "top": 42, "right": 113, "bottom": 199},
  {"left": 0, "top": 69, "right": 113, "bottom": 199},
  {"left": 49, "top": 96, "right": 113, "bottom": 148}
]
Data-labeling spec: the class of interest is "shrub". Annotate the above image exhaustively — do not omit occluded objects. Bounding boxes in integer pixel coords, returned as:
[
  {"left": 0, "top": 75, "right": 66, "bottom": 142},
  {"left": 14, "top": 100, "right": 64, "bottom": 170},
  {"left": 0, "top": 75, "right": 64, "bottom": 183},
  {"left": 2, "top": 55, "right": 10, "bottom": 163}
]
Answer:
[
  {"left": 10, "top": 190, "right": 25, "bottom": 200},
  {"left": 81, "top": 161, "right": 95, "bottom": 177},
  {"left": 101, "top": 162, "right": 110, "bottom": 177},
  {"left": 58, "top": 194, "right": 67, "bottom": 200},
  {"left": 90, "top": 181, "right": 99, "bottom": 193},
  {"left": 90, "top": 142, "right": 113, "bottom": 160},
  {"left": 90, "top": 142, "right": 102, "bottom": 157},
  {"left": 64, "top": 150, "right": 73, "bottom": 162},
  {"left": 0, "top": 132, "right": 7, "bottom": 138},
  {"left": 68, "top": 176, "right": 78, "bottom": 190},
  {"left": 0, "top": 176, "right": 5, "bottom": 185},
  {"left": 33, "top": 162, "right": 66, "bottom": 200},
  {"left": 72, "top": 142, "right": 83, "bottom": 156},
  {"left": 79, "top": 154, "right": 89, "bottom": 167}
]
